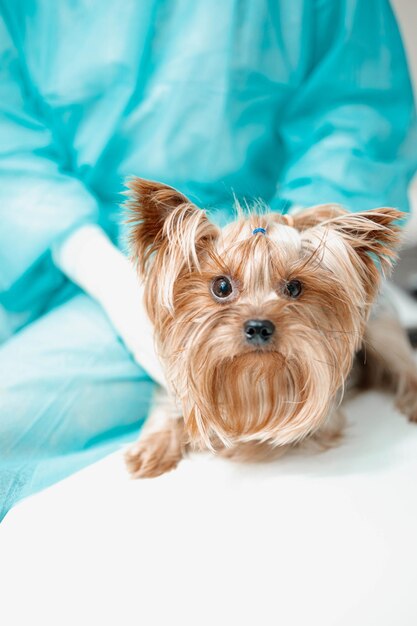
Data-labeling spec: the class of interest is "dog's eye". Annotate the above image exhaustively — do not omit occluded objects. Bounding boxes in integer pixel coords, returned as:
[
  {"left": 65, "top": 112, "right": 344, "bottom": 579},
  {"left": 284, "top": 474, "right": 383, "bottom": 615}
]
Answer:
[
  {"left": 211, "top": 276, "right": 233, "bottom": 299},
  {"left": 284, "top": 279, "right": 303, "bottom": 299}
]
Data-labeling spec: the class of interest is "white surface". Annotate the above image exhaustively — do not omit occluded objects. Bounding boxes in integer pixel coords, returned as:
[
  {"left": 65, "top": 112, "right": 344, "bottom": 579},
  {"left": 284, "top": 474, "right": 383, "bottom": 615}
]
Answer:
[{"left": 1, "top": 389, "right": 417, "bottom": 626}]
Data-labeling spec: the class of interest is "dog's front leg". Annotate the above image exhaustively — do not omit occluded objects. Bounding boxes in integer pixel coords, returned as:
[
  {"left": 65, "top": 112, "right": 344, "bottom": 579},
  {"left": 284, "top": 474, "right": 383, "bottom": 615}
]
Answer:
[{"left": 125, "top": 388, "right": 186, "bottom": 478}]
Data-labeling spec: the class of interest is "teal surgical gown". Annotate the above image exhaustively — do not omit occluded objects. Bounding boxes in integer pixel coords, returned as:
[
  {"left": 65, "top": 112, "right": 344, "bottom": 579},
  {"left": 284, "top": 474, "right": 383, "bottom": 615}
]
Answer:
[{"left": 0, "top": 0, "right": 416, "bottom": 518}]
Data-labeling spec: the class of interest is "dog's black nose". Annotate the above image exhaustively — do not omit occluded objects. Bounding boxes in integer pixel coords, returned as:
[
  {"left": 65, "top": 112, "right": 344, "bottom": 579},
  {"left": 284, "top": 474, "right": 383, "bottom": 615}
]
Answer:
[{"left": 244, "top": 319, "right": 275, "bottom": 344}]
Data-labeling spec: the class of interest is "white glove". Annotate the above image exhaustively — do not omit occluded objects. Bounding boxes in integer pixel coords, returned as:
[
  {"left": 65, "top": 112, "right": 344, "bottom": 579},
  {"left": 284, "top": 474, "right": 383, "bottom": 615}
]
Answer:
[{"left": 52, "top": 224, "right": 167, "bottom": 388}]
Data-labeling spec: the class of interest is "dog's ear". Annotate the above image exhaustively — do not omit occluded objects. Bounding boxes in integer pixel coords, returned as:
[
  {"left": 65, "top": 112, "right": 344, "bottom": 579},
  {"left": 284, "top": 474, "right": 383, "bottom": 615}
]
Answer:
[
  {"left": 297, "top": 205, "right": 403, "bottom": 272},
  {"left": 299, "top": 206, "right": 403, "bottom": 304},
  {"left": 126, "top": 177, "right": 219, "bottom": 310},
  {"left": 292, "top": 203, "right": 347, "bottom": 231},
  {"left": 321, "top": 208, "right": 403, "bottom": 275},
  {"left": 126, "top": 178, "right": 189, "bottom": 273}
]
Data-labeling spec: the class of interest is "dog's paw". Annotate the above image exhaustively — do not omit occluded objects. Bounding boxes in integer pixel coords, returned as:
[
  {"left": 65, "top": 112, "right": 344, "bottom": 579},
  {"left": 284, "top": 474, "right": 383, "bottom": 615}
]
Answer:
[
  {"left": 303, "top": 409, "right": 346, "bottom": 452},
  {"left": 396, "top": 378, "right": 417, "bottom": 423},
  {"left": 125, "top": 426, "right": 184, "bottom": 479},
  {"left": 219, "top": 440, "right": 290, "bottom": 463}
]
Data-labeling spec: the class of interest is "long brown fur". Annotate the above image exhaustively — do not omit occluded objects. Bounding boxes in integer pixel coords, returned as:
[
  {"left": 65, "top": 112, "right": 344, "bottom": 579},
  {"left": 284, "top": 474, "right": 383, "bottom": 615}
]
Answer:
[{"left": 125, "top": 178, "right": 415, "bottom": 476}]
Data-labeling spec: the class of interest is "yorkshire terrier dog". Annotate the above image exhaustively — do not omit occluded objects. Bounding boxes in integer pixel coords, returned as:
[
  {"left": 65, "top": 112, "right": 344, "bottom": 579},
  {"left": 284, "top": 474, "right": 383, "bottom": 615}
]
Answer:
[{"left": 125, "top": 178, "right": 417, "bottom": 477}]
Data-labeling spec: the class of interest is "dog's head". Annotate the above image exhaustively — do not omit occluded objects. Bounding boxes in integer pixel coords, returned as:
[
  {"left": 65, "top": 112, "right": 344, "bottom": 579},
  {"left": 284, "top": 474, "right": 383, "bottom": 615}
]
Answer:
[{"left": 127, "top": 178, "right": 402, "bottom": 449}]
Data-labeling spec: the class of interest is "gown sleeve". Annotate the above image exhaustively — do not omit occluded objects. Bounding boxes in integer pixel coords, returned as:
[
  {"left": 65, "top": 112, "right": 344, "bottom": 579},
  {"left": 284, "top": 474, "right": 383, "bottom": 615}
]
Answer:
[
  {"left": 0, "top": 10, "right": 99, "bottom": 303},
  {"left": 273, "top": 0, "right": 416, "bottom": 216}
]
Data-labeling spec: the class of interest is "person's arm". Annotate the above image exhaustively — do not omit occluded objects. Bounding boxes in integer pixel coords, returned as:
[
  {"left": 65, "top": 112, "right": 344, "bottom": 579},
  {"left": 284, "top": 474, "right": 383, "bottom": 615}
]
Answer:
[
  {"left": 52, "top": 226, "right": 167, "bottom": 387},
  {"left": 272, "top": 0, "right": 416, "bottom": 216}
]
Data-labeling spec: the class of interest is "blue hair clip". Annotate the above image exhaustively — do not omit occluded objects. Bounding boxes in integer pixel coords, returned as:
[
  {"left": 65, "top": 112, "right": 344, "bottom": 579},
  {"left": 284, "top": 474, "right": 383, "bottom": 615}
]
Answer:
[{"left": 252, "top": 227, "right": 267, "bottom": 235}]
